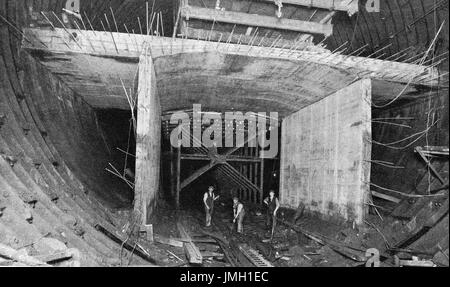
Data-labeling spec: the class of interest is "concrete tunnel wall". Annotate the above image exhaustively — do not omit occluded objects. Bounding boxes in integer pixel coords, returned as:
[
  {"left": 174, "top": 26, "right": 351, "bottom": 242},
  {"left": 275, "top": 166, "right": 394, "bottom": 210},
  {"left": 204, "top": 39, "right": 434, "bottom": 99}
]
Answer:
[
  {"left": 280, "top": 79, "right": 372, "bottom": 224},
  {"left": 0, "top": 1, "right": 143, "bottom": 266}
]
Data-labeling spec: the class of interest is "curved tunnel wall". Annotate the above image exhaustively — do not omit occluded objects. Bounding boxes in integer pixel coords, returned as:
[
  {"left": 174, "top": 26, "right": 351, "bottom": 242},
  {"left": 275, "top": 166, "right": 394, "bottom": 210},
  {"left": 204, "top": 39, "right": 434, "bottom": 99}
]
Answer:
[
  {"left": 0, "top": 0, "right": 138, "bottom": 266},
  {"left": 329, "top": 0, "right": 449, "bottom": 68}
]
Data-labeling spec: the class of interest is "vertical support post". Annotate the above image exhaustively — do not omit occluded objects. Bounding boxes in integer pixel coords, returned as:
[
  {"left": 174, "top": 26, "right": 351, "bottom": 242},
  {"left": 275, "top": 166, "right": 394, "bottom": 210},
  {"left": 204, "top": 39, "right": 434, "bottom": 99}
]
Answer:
[
  {"left": 249, "top": 152, "right": 252, "bottom": 202},
  {"left": 253, "top": 157, "right": 257, "bottom": 203},
  {"left": 259, "top": 124, "right": 266, "bottom": 204},
  {"left": 260, "top": 157, "right": 264, "bottom": 205},
  {"left": 179, "top": 0, "right": 188, "bottom": 36},
  {"left": 173, "top": 1, "right": 182, "bottom": 38},
  {"left": 170, "top": 144, "right": 175, "bottom": 197},
  {"left": 176, "top": 145, "right": 181, "bottom": 209},
  {"left": 135, "top": 49, "right": 161, "bottom": 225},
  {"left": 238, "top": 148, "right": 243, "bottom": 199},
  {"left": 243, "top": 147, "right": 248, "bottom": 201}
]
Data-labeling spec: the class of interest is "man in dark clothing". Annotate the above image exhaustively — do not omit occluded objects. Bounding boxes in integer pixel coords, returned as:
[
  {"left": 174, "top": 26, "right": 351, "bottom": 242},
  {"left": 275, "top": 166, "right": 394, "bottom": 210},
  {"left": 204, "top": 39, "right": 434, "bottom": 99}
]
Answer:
[
  {"left": 263, "top": 190, "right": 280, "bottom": 230},
  {"left": 233, "top": 197, "right": 245, "bottom": 233},
  {"left": 203, "top": 186, "right": 219, "bottom": 227}
]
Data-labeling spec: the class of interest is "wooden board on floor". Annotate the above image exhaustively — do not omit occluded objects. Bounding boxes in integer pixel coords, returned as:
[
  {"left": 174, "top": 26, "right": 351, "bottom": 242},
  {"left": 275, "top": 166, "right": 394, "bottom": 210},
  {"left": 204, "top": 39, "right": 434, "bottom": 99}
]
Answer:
[
  {"left": 177, "top": 222, "right": 203, "bottom": 264},
  {"left": 154, "top": 235, "right": 184, "bottom": 248},
  {"left": 371, "top": 191, "right": 401, "bottom": 203}
]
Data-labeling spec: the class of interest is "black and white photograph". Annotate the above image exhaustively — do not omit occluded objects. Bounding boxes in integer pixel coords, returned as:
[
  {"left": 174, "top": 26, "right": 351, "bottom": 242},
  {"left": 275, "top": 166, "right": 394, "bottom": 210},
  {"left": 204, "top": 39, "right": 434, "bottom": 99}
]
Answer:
[{"left": 0, "top": 0, "right": 448, "bottom": 276}]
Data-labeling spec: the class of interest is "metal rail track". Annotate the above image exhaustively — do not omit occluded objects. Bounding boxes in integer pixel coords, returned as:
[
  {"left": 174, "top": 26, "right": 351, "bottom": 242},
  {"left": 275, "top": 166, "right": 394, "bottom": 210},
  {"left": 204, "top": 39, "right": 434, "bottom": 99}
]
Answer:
[{"left": 238, "top": 244, "right": 274, "bottom": 267}]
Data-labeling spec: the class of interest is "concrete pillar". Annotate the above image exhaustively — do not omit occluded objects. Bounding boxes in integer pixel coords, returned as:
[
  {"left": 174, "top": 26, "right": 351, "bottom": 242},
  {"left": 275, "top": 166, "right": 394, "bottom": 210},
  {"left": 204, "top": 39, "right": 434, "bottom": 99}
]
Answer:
[
  {"left": 280, "top": 79, "right": 372, "bottom": 224},
  {"left": 135, "top": 51, "right": 161, "bottom": 224}
]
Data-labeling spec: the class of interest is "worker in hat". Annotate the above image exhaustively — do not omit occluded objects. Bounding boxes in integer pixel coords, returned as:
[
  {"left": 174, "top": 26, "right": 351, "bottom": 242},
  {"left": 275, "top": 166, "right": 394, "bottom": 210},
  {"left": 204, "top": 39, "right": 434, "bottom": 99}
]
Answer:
[
  {"left": 203, "top": 185, "right": 219, "bottom": 227},
  {"left": 264, "top": 190, "right": 280, "bottom": 230},
  {"left": 232, "top": 197, "right": 245, "bottom": 233}
]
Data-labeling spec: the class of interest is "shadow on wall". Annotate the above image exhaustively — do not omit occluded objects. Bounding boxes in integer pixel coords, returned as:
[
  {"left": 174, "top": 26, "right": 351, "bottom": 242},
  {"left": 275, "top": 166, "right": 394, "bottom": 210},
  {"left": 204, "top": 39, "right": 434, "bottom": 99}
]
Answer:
[
  {"left": 19, "top": 52, "right": 133, "bottom": 208},
  {"left": 371, "top": 91, "right": 449, "bottom": 195},
  {"left": 95, "top": 108, "right": 136, "bottom": 204}
]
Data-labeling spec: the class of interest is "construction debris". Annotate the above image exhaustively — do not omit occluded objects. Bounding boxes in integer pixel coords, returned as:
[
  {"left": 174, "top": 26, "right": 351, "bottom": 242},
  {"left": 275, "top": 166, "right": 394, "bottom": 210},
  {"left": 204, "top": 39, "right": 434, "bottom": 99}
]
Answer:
[
  {"left": 200, "top": 251, "right": 224, "bottom": 258},
  {"left": 394, "top": 256, "right": 436, "bottom": 267},
  {"left": 0, "top": 243, "right": 50, "bottom": 266},
  {"left": 94, "top": 224, "right": 157, "bottom": 265},
  {"left": 154, "top": 235, "right": 184, "bottom": 248},
  {"left": 278, "top": 219, "right": 367, "bottom": 262},
  {"left": 177, "top": 221, "right": 203, "bottom": 264}
]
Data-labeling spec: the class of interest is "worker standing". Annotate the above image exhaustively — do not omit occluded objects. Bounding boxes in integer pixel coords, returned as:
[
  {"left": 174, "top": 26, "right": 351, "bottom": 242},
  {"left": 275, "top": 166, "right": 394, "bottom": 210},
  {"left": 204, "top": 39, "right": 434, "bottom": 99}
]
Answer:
[
  {"left": 233, "top": 197, "right": 245, "bottom": 233},
  {"left": 264, "top": 190, "right": 280, "bottom": 230},
  {"left": 203, "top": 186, "right": 219, "bottom": 227}
]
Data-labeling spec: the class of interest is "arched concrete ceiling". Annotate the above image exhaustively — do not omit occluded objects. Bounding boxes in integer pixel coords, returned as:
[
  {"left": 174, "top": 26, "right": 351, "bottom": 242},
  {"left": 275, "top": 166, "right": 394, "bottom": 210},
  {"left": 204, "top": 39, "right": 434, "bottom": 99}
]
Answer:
[{"left": 154, "top": 52, "right": 355, "bottom": 115}]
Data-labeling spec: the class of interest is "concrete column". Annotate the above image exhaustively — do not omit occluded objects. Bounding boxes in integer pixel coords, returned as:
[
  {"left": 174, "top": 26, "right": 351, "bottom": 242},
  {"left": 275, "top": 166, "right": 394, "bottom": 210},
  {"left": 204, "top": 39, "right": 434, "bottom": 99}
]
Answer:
[{"left": 135, "top": 51, "right": 161, "bottom": 224}]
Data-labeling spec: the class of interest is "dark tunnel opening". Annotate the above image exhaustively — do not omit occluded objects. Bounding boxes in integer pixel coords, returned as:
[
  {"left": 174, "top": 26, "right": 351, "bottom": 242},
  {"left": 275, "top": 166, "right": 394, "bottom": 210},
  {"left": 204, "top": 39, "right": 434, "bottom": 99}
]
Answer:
[{"left": 95, "top": 108, "right": 136, "bottom": 206}]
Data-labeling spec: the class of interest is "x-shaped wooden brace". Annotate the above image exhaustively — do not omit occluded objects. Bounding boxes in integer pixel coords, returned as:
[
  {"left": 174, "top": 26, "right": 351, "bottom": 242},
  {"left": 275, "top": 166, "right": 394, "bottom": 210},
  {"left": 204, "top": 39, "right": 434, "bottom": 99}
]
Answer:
[
  {"left": 179, "top": 126, "right": 262, "bottom": 193},
  {"left": 415, "top": 146, "right": 446, "bottom": 185}
]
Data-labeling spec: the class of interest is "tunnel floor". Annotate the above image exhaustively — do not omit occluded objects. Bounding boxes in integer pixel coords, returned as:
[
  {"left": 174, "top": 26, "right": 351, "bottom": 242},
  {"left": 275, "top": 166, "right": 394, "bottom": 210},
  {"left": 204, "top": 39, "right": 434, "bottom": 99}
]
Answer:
[{"left": 146, "top": 199, "right": 405, "bottom": 267}]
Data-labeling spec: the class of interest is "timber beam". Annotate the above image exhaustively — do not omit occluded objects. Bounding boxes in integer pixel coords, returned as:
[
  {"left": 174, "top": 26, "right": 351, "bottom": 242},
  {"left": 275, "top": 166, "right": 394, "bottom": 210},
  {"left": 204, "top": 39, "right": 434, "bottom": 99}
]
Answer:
[
  {"left": 177, "top": 221, "right": 203, "bottom": 264},
  {"left": 180, "top": 27, "right": 317, "bottom": 49},
  {"left": 371, "top": 191, "right": 401, "bottom": 204},
  {"left": 167, "top": 153, "right": 263, "bottom": 162},
  {"left": 256, "top": 0, "right": 359, "bottom": 15},
  {"left": 181, "top": 162, "right": 217, "bottom": 190},
  {"left": 181, "top": 5, "right": 333, "bottom": 36}
]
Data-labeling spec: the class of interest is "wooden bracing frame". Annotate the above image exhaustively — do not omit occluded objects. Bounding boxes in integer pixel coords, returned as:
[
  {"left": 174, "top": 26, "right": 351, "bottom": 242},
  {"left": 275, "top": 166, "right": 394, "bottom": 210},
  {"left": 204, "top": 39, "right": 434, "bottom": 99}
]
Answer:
[{"left": 168, "top": 126, "right": 265, "bottom": 208}]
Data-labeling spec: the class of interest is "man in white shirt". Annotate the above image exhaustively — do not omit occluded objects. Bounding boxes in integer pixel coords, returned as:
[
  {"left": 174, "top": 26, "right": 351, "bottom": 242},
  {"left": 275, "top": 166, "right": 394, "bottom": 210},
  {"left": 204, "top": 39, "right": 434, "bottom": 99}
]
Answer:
[{"left": 203, "top": 186, "right": 219, "bottom": 227}]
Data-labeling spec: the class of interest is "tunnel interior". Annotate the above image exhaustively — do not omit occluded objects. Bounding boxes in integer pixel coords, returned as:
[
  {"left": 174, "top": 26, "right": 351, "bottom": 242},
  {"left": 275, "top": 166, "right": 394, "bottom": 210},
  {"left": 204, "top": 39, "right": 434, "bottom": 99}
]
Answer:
[{"left": 0, "top": 0, "right": 448, "bottom": 268}]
